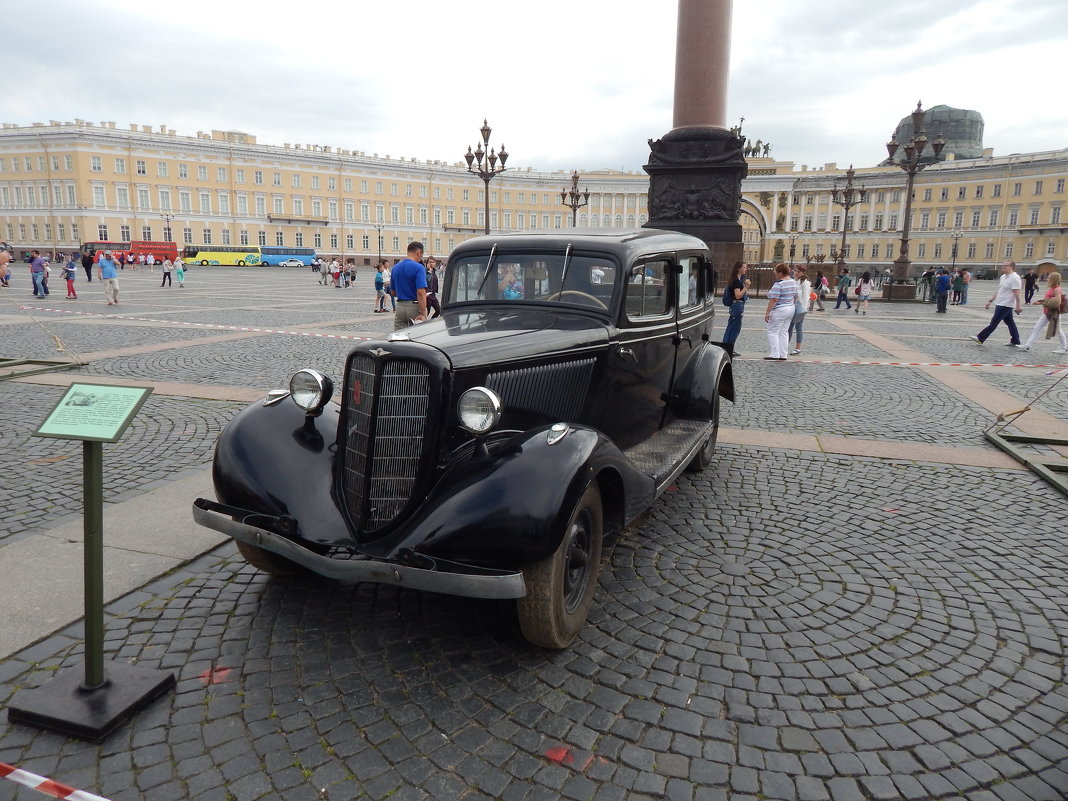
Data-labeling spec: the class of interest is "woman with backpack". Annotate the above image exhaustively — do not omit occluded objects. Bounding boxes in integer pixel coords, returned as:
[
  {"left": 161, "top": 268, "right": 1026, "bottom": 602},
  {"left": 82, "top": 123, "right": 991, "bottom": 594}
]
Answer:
[{"left": 720, "top": 261, "right": 750, "bottom": 358}]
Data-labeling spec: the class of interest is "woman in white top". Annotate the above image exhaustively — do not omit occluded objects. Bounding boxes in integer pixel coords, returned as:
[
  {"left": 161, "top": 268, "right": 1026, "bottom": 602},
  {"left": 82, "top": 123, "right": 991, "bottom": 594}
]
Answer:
[
  {"left": 789, "top": 265, "right": 811, "bottom": 356},
  {"left": 763, "top": 263, "right": 800, "bottom": 360},
  {"left": 854, "top": 271, "right": 875, "bottom": 315}
]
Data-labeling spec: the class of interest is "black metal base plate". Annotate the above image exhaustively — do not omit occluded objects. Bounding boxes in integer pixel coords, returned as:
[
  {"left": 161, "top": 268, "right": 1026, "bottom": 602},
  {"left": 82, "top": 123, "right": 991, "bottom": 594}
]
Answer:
[{"left": 7, "top": 660, "right": 175, "bottom": 742}]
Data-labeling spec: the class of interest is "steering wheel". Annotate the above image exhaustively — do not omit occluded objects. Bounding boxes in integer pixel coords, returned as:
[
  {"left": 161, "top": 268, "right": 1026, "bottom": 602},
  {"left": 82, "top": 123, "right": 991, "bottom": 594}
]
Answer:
[{"left": 545, "top": 290, "right": 608, "bottom": 310}]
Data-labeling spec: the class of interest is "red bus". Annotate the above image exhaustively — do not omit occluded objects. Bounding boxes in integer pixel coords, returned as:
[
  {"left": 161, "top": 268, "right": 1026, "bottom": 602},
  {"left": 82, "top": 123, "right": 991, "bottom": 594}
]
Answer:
[{"left": 79, "top": 240, "right": 178, "bottom": 264}]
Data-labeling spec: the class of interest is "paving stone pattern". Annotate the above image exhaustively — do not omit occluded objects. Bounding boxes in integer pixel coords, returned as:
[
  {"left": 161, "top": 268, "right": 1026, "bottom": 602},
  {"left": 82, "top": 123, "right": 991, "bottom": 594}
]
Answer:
[
  {"left": 720, "top": 362, "right": 994, "bottom": 446},
  {"left": 1, "top": 447, "right": 1066, "bottom": 800},
  {"left": 0, "top": 383, "right": 242, "bottom": 546},
  {"left": 979, "top": 371, "right": 1068, "bottom": 422}
]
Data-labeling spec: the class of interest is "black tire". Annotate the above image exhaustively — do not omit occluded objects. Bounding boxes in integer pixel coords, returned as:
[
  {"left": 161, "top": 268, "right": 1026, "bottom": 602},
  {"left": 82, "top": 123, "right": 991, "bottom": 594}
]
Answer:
[
  {"left": 236, "top": 539, "right": 302, "bottom": 576},
  {"left": 518, "top": 483, "right": 603, "bottom": 649},
  {"left": 687, "top": 389, "right": 721, "bottom": 472},
  {"left": 237, "top": 260, "right": 245, "bottom": 266},
  {"left": 200, "top": 260, "right": 209, "bottom": 266}
]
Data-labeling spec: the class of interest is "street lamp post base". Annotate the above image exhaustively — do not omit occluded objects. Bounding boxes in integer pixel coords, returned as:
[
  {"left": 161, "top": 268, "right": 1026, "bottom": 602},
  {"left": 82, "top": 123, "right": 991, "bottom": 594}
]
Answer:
[{"left": 882, "top": 282, "right": 918, "bottom": 301}]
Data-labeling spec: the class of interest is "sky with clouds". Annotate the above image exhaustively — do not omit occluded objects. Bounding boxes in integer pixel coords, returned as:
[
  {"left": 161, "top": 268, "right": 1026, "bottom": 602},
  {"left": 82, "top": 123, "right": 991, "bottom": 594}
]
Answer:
[{"left": 7, "top": 0, "right": 1066, "bottom": 173}]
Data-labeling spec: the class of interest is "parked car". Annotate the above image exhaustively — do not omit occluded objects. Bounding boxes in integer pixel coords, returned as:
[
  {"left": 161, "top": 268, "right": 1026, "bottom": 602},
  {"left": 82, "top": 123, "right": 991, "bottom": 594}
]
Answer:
[
  {"left": 193, "top": 230, "right": 735, "bottom": 648},
  {"left": 277, "top": 258, "right": 306, "bottom": 268}
]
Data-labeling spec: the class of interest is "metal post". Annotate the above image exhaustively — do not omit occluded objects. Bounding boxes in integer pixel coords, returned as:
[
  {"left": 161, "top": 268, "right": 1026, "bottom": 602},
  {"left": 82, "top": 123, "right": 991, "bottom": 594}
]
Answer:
[
  {"left": 82, "top": 440, "right": 105, "bottom": 690},
  {"left": 464, "top": 120, "right": 508, "bottom": 236}
]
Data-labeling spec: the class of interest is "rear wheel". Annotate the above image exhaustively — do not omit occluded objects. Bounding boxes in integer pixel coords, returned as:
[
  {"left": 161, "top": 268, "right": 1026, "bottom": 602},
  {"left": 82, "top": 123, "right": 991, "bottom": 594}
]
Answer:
[
  {"left": 200, "top": 260, "right": 209, "bottom": 266},
  {"left": 518, "top": 483, "right": 603, "bottom": 649},
  {"left": 236, "top": 539, "right": 302, "bottom": 576},
  {"left": 687, "top": 389, "right": 721, "bottom": 472},
  {"left": 237, "top": 260, "right": 246, "bottom": 266}
]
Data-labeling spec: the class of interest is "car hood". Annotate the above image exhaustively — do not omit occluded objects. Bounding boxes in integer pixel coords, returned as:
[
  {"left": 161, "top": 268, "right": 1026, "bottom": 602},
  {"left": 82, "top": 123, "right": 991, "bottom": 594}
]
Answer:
[{"left": 396, "top": 306, "right": 611, "bottom": 368}]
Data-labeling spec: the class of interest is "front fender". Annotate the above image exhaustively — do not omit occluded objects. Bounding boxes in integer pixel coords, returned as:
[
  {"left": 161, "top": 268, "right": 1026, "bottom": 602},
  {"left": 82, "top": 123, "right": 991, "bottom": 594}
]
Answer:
[
  {"left": 389, "top": 424, "right": 654, "bottom": 567},
  {"left": 212, "top": 397, "right": 348, "bottom": 545},
  {"left": 674, "top": 342, "right": 734, "bottom": 419}
]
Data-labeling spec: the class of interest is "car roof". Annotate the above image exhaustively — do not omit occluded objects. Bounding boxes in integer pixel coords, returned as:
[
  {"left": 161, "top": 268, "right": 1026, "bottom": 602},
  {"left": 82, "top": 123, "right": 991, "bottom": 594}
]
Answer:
[{"left": 449, "top": 229, "right": 709, "bottom": 264}]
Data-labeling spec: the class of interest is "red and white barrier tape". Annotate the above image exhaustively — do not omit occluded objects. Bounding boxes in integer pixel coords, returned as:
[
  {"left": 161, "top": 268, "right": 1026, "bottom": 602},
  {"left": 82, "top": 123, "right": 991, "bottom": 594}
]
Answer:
[{"left": 0, "top": 762, "right": 113, "bottom": 801}]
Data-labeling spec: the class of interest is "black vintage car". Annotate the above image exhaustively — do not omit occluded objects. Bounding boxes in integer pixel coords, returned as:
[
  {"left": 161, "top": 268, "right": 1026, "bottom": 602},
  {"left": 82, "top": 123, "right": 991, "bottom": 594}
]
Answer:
[{"left": 193, "top": 230, "right": 735, "bottom": 648}]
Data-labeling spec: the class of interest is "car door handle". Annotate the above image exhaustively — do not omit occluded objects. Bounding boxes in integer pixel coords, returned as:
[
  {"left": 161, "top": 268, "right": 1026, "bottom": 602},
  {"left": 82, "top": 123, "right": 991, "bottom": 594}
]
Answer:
[{"left": 617, "top": 347, "right": 638, "bottom": 362}]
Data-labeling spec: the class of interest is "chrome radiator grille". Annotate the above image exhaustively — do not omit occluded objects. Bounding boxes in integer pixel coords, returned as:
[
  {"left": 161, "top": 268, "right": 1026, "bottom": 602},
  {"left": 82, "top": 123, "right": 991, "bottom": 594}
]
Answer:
[
  {"left": 343, "top": 356, "right": 431, "bottom": 531},
  {"left": 486, "top": 358, "right": 595, "bottom": 422}
]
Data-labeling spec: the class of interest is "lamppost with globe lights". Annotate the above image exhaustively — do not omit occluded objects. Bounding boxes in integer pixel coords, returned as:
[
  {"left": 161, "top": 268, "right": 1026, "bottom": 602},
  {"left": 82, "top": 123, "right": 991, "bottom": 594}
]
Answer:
[
  {"left": 160, "top": 212, "right": 174, "bottom": 243},
  {"left": 560, "top": 170, "right": 590, "bottom": 228},
  {"left": 885, "top": 101, "right": 945, "bottom": 299},
  {"left": 464, "top": 120, "right": 508, "bottom": 236},
  {"left": 830, "top": 165, "right": 866, "bottom": 271}
]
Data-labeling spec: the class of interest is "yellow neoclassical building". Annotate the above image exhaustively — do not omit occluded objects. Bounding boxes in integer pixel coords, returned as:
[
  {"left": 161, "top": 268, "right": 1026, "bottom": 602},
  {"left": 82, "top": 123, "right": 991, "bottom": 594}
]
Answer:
[{"left": 0, "top": 118, "right": 1064, "bottom": 278}]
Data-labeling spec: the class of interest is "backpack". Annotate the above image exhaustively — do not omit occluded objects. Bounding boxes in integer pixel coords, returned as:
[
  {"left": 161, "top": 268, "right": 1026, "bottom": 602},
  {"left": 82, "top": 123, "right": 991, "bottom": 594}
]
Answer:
[{"left": 722, "top": 282, "right": 733, "bottom": 307}]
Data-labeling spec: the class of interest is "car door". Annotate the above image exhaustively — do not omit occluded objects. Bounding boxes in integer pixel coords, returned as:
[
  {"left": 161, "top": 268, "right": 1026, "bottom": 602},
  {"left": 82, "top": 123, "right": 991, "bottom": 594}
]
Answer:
[{"left": 603, "top": 256, "right": 679, "bottom": 450}]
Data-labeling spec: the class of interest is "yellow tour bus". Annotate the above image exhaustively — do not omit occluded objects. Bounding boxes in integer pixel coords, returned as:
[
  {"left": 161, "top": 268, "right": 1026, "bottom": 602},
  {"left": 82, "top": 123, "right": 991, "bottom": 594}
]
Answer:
[{"left": 180, "top": 246, "right": 263, "bottom": 266}]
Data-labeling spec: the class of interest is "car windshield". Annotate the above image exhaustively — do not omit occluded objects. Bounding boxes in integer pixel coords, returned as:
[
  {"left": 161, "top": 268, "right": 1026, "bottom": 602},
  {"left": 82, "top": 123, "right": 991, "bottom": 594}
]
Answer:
[{"left": 445, "top": 252, "right": 618, "bottom": 311}]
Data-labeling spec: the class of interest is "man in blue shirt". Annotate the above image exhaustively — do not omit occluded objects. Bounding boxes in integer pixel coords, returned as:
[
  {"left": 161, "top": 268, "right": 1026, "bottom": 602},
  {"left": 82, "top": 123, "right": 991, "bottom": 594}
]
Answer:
[
  {"left": 97, "top": 250, "right": 121, "bottom": 305},
  {"left": 934, "top": 268, "right": 951, "bottom": 313},
  {"left": 391, "top": 242, "right": 428, "bottom": 330},
  {"left": 29, "top": 250, "right": 47, "bottom": 298}
]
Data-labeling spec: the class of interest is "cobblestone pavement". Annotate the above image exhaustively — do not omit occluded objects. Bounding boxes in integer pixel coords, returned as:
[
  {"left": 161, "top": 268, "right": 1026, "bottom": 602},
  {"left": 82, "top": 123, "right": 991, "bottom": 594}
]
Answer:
[{"left": 1, "top": 269, "right": 1066, "bottom": 800}]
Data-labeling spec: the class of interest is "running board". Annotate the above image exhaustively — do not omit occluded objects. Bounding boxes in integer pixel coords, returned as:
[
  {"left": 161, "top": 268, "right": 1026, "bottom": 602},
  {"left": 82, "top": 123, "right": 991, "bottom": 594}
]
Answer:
[{"left": 623, "top": 419, "right": 713, "bottom": 495}]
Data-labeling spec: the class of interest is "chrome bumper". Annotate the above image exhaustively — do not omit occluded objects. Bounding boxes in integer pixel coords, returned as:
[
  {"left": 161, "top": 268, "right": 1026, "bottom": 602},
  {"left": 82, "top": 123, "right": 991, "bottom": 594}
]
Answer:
[{"left": 192, "top": 500, "right": 526, "bottom": 600}]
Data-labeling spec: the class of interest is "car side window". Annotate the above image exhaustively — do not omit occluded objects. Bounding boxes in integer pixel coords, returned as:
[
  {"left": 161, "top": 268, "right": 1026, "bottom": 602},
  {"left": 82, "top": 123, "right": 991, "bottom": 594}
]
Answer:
[
  {"left": 679, "top": 255, "right": 703, "bottom": 310},
  {"left": 626, "top": 259, "right": 672, "bottom": 319}
]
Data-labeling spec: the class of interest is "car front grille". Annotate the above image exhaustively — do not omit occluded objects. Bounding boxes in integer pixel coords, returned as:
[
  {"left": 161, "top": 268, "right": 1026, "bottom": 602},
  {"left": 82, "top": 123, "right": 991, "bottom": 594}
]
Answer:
[{"left": 342, "top": 355, "right": 431, "bottom": 532}]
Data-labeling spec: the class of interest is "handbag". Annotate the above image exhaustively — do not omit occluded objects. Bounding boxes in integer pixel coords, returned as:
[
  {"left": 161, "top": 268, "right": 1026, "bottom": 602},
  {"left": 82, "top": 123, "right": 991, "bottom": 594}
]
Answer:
[{"left": 854, "top": 285, "right": 861, "bottom": 296}]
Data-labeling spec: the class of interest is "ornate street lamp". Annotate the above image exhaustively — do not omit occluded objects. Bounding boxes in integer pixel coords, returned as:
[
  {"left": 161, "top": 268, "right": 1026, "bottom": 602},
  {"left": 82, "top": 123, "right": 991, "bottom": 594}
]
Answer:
[
  {"left": 885, "top": 101, "right": 945, "bottom": 298},
  {"left": 950, "top": 227, "right": 963, "bottom": 271},
  {"left": 830, "top": 165, "right": 867, "bottom": 271},
  {"left": 374, "top": 223, "right": 383, "bottom": 263},
  {"left": 788, "top": 232, "right": 798, "bottom": 266},
  {"left": 560, "top": 170, "right": 590, "bottom": 227},
  {"left": 160, "top": 212, "right": 174, "bottom": 242},
  {"left": 464, "top": 119, "right": 508, "bottom": 235}
]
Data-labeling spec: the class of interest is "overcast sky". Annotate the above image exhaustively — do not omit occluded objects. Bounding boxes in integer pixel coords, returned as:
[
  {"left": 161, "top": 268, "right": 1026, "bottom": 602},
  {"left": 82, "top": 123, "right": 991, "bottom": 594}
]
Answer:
[{"left": 8, "top": 0, "right": 1066, "bottom": 174}]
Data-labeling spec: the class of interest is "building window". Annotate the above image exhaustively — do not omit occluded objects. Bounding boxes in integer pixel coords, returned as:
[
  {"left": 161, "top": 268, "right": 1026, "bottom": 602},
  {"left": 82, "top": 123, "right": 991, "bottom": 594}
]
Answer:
[
  {"left": 200, "top": 192, "right": 211, "bottom": 213},
  {"left": 346, "top": 234, "right": 354, "bottom": 249},
  {"left": 1008, "top": 209, "right": 1018, "bottom": 227},
  {"left": 221, "top": 229, "right": 231, "bottom": 245},
  {"left": 254, "top": 170, "right": 263, "bottom": 184},
  {"left": 236, "top": 169, "right": 245, "bottom": 183},
  {"left": 118, "top": 225, "right": 130, "bottom": 240},
  {"left": 1004, "top": 242, "right": 1013, "bottom": 258},
  {"left": 988, "top": 209, "right": 999, "bottom": 227},
  {"left": 967, "top": 242, "right": 976, "bottom": 259},
  {"left": 1047, "top": 240, "right": 1056, "bottom": 256},
  {"left": 971, "top": 211, "right": 981, "bottom": 228},
  {"left": 138, "top": 188, "right": 150, "bottom": 210},
  {"left": 293, "top": 198, "right": 303, "bottom": 215},
  {"left": 922, "top": 188, "right": 932, "bottom": 202},
  {"left": 237, "top": 195, "right": 248, "bottom": 215},
  {"left": 203, "top": 228, "right": 212, "bottom": 244},
  {"left": 1013, "top": 182, "right": 1022, "bottom": 196},
  {"left": 160, "top": 189, "right": 172, "bottom": 210},
  {"left": 157, "top": 162, "right": 168, "bottom": 178},
  {"left": 831, "top": 214, "right": 840, "bottom": 231},
  {"left": 992, "top": 184, "right": 1001, "bottom": 198},
  {"left": 291, "top": 174, "right": 300, "bottom": 188},
  {"left": 311, "top": 176, "right": 320, "bottom": 189},
  {"left": 957, "top": 186, "right": 966, "bottom": 200},
  {"left": 940, "top": 188, "right": 949, "bottom": 201},
  {"left": 889, "top": 213, "right": 898, "bottom": 229},
  {"left": 1034, "top": 181, "right": 1044, "bottom": 195},
  {"left": 141, "top": 226, "right": 151, "bottom": 240},
  {"left": 329, "top": 234, "right": 337, "bottom": 248},
  {"left": 391, "top": 183, "right": 398, "bottom": 196},
  {"left": 115, "top": 186, "right": 129, "bottom": 209},
  {"left": 136, "top": 160, "right": 147, "bottom": 175},
  {"left": 919, "top": 212, "right": 930, "bottom": 230},
  {"left": 1051, "top": 207, "right": 1062, "bottom": 225},
  {"left": 98, "top": 225, "right": 108, "bottom": 239},
  {"left": 240, "top": 229, "right": 249, "bottom": 245},
  {"left": 295, "top": 231, "right": 303, "bottom": 246},
  {"left": 1025, "top": 241, "right": 1034, "bottom": 258},
  {"left": 114, "top": 158, "right": 126, "bottom": 174},
  {"left": 392, "top": 236, "right": 400, "bottom": 250},
  {"left": 936, "top": 211, "right": 946, "bottom": 229},
  {"left": 985, "top": 243, "right": 994, "bottom": 259},
  {"left": 916, "top": 243, "right": 926, "bottom": 258},
  {"left": 90, "top": 156, "right": 102, "bottom": 172},
  {"left": 1030, "top": 208, "right": 1040, "bottom": 225},
  {"left": 65, "top": 155, "right": 73, "bottom": 171},
  {"left": 216, "top": 168, "right": 226, "bottom": 182},
  {"left": 933, "top": 243, "right": 942, "bottom": 258},
  {"left": 273, "top": 172, "right": 282, "bottom": 186},
  {"left": 975, "top": 186, "right": 983, "bottom": 199},
  {"left": 255, "top": 197, "right": 266, "bottom": 216},
  {"left": 92, "top": 185, "right": 106, "bottom": 207},
  {"left": 953, "top": 211, "right": 964, "bottom": 228},
  {"left": 258, "top": 230, "right": 266, "bottom": 246},
  {"left": 1056, "top": 179, "right": 1065, "bottom": 193},
  {"left": 57, "top": 224, "right": 65, "bottom": 241},
  {"left": 362, "top": 235, "right": 369, "bottom": 249},
  {"left": 273, "top": 198, "right": 283, "bottom": 214},
  {"left": 276, "top": 231, "right": 284, "bottom": 245},
  {"left": 183, "top": 227, "right": 193, "bottom": 244},
  {"left": 855, "top": 244, "right": 864, "bottom": 258}
]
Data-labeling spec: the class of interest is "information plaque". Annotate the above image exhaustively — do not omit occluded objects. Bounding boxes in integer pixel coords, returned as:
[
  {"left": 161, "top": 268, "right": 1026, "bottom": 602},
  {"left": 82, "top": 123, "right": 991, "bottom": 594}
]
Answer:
[{"left": 33, "top": 383, "right": 153, "bottom": 443}]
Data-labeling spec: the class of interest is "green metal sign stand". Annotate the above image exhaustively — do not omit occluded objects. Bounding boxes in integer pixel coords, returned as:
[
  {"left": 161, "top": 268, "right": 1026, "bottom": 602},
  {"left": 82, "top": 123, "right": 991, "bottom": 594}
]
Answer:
[{"left": 7, "top": 383, "right": 176, "bottom": 742}]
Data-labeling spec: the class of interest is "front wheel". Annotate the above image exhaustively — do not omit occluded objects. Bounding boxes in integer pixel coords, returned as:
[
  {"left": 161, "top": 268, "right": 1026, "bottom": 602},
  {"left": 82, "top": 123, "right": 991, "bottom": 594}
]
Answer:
[
  {"left": 201, "top": 260, "right": 209, "bottom": 266},
  {"left": 518, "top": 483, "right": 603, "bottom": 649},
  {"left": 237, "top": 260, "right": 245, "bottom": 266},
  {"left": 235, "top": 539, "right": 303, "bottom": 575}
]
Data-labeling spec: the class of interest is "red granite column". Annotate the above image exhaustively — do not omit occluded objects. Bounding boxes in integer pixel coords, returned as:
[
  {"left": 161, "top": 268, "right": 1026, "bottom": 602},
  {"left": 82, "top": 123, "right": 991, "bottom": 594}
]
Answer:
[{"left": 673, "top": 0, "right": 732, "bottom": 131}]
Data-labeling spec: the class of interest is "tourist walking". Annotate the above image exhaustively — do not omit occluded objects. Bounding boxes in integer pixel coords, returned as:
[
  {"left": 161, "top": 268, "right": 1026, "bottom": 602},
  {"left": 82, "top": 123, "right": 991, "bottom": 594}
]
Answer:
[
  {"left": 720, "top": 260, "right": 750, "bottom": 357},
  {"left": 81, "top": 251, "right": 94, "bottom": 282},
  {"left": 63, "top": 255, "right": 78, "bottom": 299},
  {"left": 160, "top": 257, "right": 173, "bottom": 287},
  {"left": 950, "top": 269, "right": 963, "bottom": 305},
  {"left": 382, "top": 263, "right": 396, "bottom": 311},
  {"left": 809, "top": 270, "right": 827, "bottom": 312},
  {"left": 960, "top": 268, "right": 971, "bottom": 305},
  {"left": 425, "top": 257, "right": 441, "bottom": 319},
  {"left": 763, "top": 263, "right": 798, "bottom": 360},
  {"left": 788, "top": 265, "right": 810, "bottom": 356},
  {"left": 373, "top": 262, "right": 387, "bottom": 311},
  {"left": 391, "top": 242, "right": 428, "bottom": 330},
  {"left": 970, "top": 261, "right": 1022, "bottom": 346},
  {"left": 97, "top": 250, "right": 121, "bottom": 305},
  {"left": 174, "top": 256, "right": 186, "bottom": 287},
  {"left": 853, "top": 271, "right": 875, "bottom": 315},
  {"left": 1015, "top": 272, "right": 1067, "bottom": 354},
  {"left": 834, "top": 268, "right": 852, "bottom": 310},
  {"left": 1023, "top": 270, "right": 1039, "bottom": 304},
  {"left": 29, "top": 250, "right": 47, "bottom": 298}
]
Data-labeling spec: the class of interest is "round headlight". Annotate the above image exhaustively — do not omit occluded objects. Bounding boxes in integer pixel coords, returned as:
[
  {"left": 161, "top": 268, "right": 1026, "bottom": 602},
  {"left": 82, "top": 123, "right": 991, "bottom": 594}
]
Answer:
[
  {"left": 457, "top": 387, "right": 503, "bottom": 434},
  {"left": 289, "top": 369, "right": 333, "bottom": 414}
]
